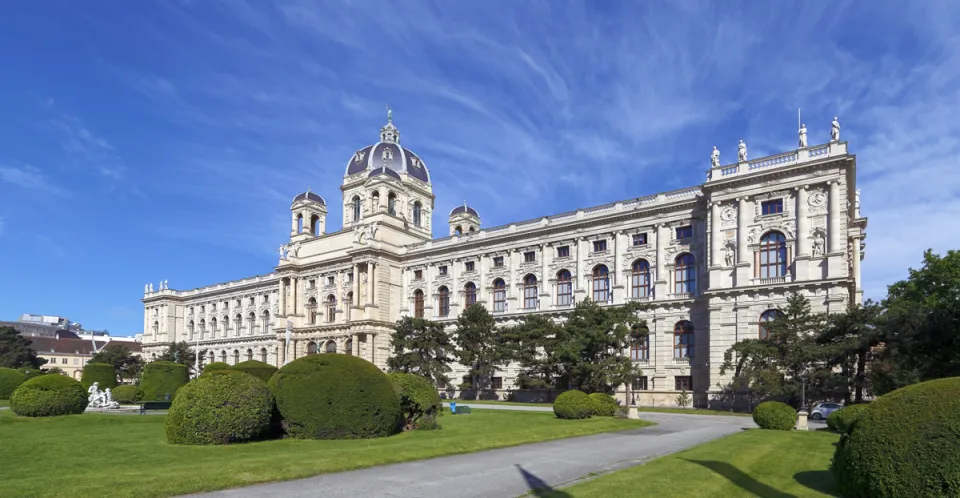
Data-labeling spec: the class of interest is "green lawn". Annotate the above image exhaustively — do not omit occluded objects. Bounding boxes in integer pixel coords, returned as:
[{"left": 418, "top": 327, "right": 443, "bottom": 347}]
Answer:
[
  {"left": 0, "top": 409, "right": 650, "bottom": 498},
  {"left": 444, "top": 399, "right": 553, "bottom": 407},
  {"left": 0, "top": 399, "right": 8, "bottom": 408},
  {"left": 553, "top": 429, "right": 840, "bottom": 497}
]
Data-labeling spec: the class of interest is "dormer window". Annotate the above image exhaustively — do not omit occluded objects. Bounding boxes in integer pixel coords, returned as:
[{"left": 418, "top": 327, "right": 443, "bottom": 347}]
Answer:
[{"left": 382, "top": 147, "right": 394, "bottom": 161}]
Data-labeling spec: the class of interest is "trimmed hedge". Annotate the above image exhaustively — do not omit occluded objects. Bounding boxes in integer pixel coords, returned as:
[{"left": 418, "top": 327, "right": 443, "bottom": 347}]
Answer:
[
  {"left": 166, "top": 370, "right": 275, "bottom": 445},
  {"left": 0, "top": 367, "right": 26, "bottom": 399},
  {"left": 231, "top": 360, "right": 278, "bottom": 383},
  {"left": 202, "top": 362, "right": 231, "bottom": 375},
  {"left": 111, "top": 385, "right": 143, "bottom": 404},
  {"left": 80, "top": 362, "right": 117, "bottom": 390},
  {"left": 589, "top": 393, "right": 618, "bottom": 417},
  {"left": 826, "top": 404, "right": 867, "bottom": 433},
  {"left": 19, "top": 367, "right": 45, "bottom": 380},
  {"left": 833, "top": 377, "right": 960, "bottom": 497},
  {"left": 268, "top": 354, "right": 401, "bottom": 439},
  {"left": 553, "top": 390, "right": 594, "bottom": 419},
  {"left": 9, "top": 374, "right": 88, "bottom": 417},
  {"left": 140, "top": 361, "right": 189, "bottom": 401},
  {"left": 752, "top": 401, "right": 797, "bottom": 430},
  {"left": 388, "top": 372, "right": 441, "bottom": 430}
]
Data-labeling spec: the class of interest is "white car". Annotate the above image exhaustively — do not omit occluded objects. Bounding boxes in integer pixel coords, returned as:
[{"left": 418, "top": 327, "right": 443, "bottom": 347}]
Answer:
[{"left": 810, "top": 402, "right": 844, "bottom": 420}]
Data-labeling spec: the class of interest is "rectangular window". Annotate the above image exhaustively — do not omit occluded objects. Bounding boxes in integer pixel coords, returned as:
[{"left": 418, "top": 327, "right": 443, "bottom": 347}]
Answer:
[
  {"left": 436, "top": 379, "right": 446, "bottom": 389},
  {"left": 491, "top": 377, "right": 503, "bottom": 390},
  {"left": 62, "top": 358, "right": 68, "bottom": 364},
  {"left": 630, "top": 337, "right": 650, "bottom": 361},
  {"left": 632, "top": 376, "right": 649, "bottom": 391},
  {"left": 761, "top": 199, "right": 784, "bottom": 215},
  {"left": 309, "top": 279, "right": 316, "bottom": 289},
  {"left": 414, "top": 270, "right": 423, "bottom": 280},
  {"left": 438, "top": 265, "right": 448, "bottom": 276},
  {"left": 676, "top": 226, "right": 693, "bottom": 239},
  {"left": 524, "top": 251, "right": 536, "bottom": 263},
  {"left": 465, "top": 261, "right": 475, "bottom": 272},
  {"left": 327, "top": 276, "right": 335, "bottom": 286},
  {"left": 200, "top": 306, "right": 205, "bottom": 313},
  {"left": 211, "top": 303, "right": 217, "bottom": 311},
  {"left": 632, "top": 233, "right": 648, "bottom": 246},
  {"left": 493, "top": 256, "right": 504, "bottom": 268},
  {"left": 73, "top": 358, "right": 79, "bottom": 365},
  {"left": 557, "top": 246, "right": 570, "bottom": 258},
  {"left": 675, "top": 376, "right": 693, "bottom": 391},
  {"left": 249, "top": 297, "right": 255, "bottom": 305},
  {"left": 593, "top": 240, "right": 607, "bottom": 252},
  {"left": 263, "top": 294, "right": 269, "bottom": 303}
]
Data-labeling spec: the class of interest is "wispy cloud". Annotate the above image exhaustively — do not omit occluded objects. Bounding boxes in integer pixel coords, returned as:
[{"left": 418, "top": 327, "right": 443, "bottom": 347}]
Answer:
[
  {"left": 0, "top": 164, "right": 66, "bottom": 195},
  {"left": 48, "top": 116, "right": 125, "bottom": 179}
]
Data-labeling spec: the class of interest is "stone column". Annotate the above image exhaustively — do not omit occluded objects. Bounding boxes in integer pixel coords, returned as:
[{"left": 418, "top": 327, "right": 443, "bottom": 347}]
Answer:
[
  {"left": 353, "top": 334, "right": 360, "bottom": 356},
  {"left": 541, "top": 243, "right": 550, "bottom": 308},
  {"left": 508, "top": 249, "right": 518, "bottom": 311},
  {"left": 452, "top": 258, "right": 460, "bottom": 310},
  {"left": 796, "top": 187, "right": 810, "bottom": 256},
  {"left": 291, "top": 277, "right": 299, "bottom": 317},
  {"left": 279, "top": 278, "right": 287, "bottom": 316},
  {"left": 852, "top": 236, "right": 862, "bottom": 290},
  {"left": 575, "top": 237, "right": 585, "bottom": 297},
  {"left": 612, "top": 231, "right": 621, "bottom": 304},
  {"left": 828, "top": 181, "right": 841, "bottom": 253},
  {"left": 368, "top": 261, "right": 377, "bottom": 305},
  {"left": 737, "top": 197, "right": 750, "bottom": 263},
  {"left": 478, "top": 254, "right": 486, "bottom": 304},
  {"left": 710, "top": 202, "right": 721, "bottom": 267},
  {"left": 353, "top": 263, "right": 360, "bottom": 307}
]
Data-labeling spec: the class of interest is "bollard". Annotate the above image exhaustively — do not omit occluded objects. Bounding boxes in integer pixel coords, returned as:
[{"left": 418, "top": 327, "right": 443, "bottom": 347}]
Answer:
[{"left": 796, "top": 410, "right": 809, "bottom": 431}]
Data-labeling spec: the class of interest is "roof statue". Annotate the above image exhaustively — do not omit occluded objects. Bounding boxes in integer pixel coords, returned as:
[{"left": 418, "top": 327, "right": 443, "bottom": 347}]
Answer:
[
  {"left": 711, "top": 146, "right": 720, "bottom": 168},
  {"left": 831, "top": 116, "right": 841, "bottom": 142},
  {"left": 799, "top": 123, "right": 808, "bottom": 148},
  {"left": 738, "top": 140, "right": 748, "bottom": 162}
]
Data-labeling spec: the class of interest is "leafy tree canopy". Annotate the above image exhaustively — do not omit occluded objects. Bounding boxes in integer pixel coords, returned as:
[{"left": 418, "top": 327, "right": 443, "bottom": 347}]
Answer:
[
  {"left": 0, "top": 326, "right": 47, "bottom": 370},
  {"left": 89, "top": 343, "right": 144, "bottom": 381},
  {"left": 387, "top": 316, "right": 454, "bottom": 386}
]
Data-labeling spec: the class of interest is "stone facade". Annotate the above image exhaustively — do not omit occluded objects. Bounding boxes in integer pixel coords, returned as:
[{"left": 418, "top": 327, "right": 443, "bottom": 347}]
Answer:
[{"left": 142, "top": 115, "right": 866, "bottom": 408}]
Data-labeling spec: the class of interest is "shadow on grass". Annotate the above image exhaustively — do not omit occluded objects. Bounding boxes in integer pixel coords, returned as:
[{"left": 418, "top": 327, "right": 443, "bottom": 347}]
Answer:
[
  {"left": 794, "top": 470, "right": 840, "bottom": 497},
  {"left": 516, "top": 464, "right": 571, "bottom": 497},
  {"left": 685, "top": 459, "right": 796, "bottom": 498}
]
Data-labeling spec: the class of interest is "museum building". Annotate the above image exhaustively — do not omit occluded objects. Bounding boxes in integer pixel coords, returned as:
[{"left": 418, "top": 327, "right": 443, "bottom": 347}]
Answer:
[{"left": 141, "top": 113, "right": 866, "bottom": 407}]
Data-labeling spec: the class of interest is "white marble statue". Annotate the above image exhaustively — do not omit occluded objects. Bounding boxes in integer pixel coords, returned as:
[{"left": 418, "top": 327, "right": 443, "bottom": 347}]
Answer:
[
  {"left": 144, "top": 284, "right": 149, "bottom": 294},
  {"left": 799, "top": 124, "right": 808, "bottom": 148},
  {"left": 711, "top": 146, "right": 720, "bottom": 168},
  {"left": 104, "top": 388, "right": 113, "bottom": 405},
  {"left": 812, "top": 232, "right": 825, "bottom": 257},
  {"left": 363, "top": 222, "right": 379, "bottom": 242},
  {"left": 353, "top": 225, "right": 365, "bottom": 244},
  {"left": 372, "top": 194, "right": 380, "bottom": 212},
  {"left": 87, "top": 382, "right": 117, "bottom": 409},
  {"left": 723, "top": 244, "right": 735, "bottom": 267},
  {"left": 277, "top": 244, "right": 289, "bottom": 260},
  {"left": 149, "top": 283, "right": 154, "bottom": 293},
  {"left": 289, "top": 244, "right": 300, "bottom": 258},
  {"left": 738, "top": 140, "right": 748, "bottom": 162},
  {"left": 831, "top": 117, "right": 841, "bottom": 142},
  {"left": 359, "top": 270, "right": 368, "bottom": 303}
]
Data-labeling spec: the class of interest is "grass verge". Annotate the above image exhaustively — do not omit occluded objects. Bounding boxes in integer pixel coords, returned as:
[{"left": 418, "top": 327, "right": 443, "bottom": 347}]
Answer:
[
  {"left": 0, "top": 399, "right": 8, "bottom": 408},
  {"left": 0, "top": 408, "right": 650, "bottom": 497},
  {"left": 443, "top": 399, "right": 552, "bottom": 407},
  {"left": 552, "top": 429, "right": 839, "bottom": 497}
]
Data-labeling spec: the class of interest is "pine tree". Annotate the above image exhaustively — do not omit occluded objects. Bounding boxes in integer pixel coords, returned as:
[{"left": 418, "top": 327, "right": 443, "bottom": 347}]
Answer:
[
  {"left": 387, "top": 316, "right": 454, "bottom": 387},
  {"left": 452, "top": 304, "right": 505, "bottom": 392},
  {"left": 815, "top": 301, "right": 882, "bottom": 403},
  {"left": 0, "top": 326, "right": 47, "bottom": 369},
  {"left": 156, "top": 341, "right": 196, "bottom": 373},
  {"left": 499, "top": 314, "right": 560, "bottom": 389}
]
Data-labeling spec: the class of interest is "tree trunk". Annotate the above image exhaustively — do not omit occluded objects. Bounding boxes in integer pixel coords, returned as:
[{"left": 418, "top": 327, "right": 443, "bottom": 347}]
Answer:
[{"left": 854, "top": 350, "right": 866, "bottom": 403}]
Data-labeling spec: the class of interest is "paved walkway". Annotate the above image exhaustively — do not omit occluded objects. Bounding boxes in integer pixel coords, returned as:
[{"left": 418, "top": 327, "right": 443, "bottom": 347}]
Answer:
[{"left": 190, "top": 409, "right": 754, "bottom": 498}]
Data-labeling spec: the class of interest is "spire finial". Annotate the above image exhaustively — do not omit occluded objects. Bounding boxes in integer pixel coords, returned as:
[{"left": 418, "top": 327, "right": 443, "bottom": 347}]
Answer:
[
  {"left": 307, "top": 185, "right": 311, "bottom": 194},
  {"left": 464, "top": 200, "right": 467, "bottom": 208},
  {"left": 386, "top": 104, "right": 392, "bottom": 123}
]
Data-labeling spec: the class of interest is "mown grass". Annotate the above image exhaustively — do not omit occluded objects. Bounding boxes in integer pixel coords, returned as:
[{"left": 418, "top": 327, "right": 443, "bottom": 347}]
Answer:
[
  {"left": 553, "top": 429, "right": 840, "bottom": 497},
  {"left": 444, "top": 399, "right": 553, "bottom": 407},
  {"left": 0, "top": 408, "right": 650, "bottom": 497}
]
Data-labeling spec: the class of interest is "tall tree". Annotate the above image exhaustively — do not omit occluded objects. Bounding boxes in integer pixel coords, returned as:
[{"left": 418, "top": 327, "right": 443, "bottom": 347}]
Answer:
[
  {"left": 387, "top": 316, "right": 454, "bottom": 386},
  {"left": 815, "top": 301, "right": 882, "bottom": 403},
  {"left": 499, "top": 314, "right": 561, "bottom": 390},
  {"left": 452, "top": 304, "right": 506, "bottom": 391},
  {"left": 156, "top": 341, "right": 197, "bottom": 374},
  {"left": 0, "top": 326, "right": 47, "bottom": 369},
  {"left": 89, "top": 343, "right": 145, "bottom": 382}
]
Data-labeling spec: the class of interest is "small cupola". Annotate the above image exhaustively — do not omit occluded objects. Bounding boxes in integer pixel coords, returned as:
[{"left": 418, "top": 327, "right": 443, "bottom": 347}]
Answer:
[
  {"left": 291, "top": 187, "right": 328, "bottom": 240},
  {"left": 449, "top": 201, "right": 480, "bottom": 236}
]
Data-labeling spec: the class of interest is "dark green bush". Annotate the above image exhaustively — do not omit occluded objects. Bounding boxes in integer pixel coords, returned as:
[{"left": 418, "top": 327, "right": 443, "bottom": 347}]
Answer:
[
  {"left": 111, "top": 385, "right": 143, "bottom": 403},
  {"left": 553, "top": 390, "right": 594, "bottom": 419},
  {"left": 0, "top": 367, "right": 26, "bottom": 399},
  {"left": 833, "top": 377, "right": 960, "bottom": 497},
  {"left": 268, "top": 354, "right": 401, "bottom": 439},
  {"left": 80, "top": 362, "right": 117, "bottom": 390},
  {"left": 589, "top": 393, "right": 618, "bottom": 416},
  {"left": 165, "top": 370, "right": 275, "bottom": 445},
  {"left": 201, "top": 362, "right": 231, "bottom": 375},
  {"left": 388, "top": 372, "right": 441, "bottom": 430},
  {"left": 9, "top": 374, "right": 88, "bottom": 417},
  {"left": 752, "top": 401, "right": 796, "bottom": 430},
  {"left": 826, "top": 404, "right": 867, "bottom": 433},
  {"left": 19, "top": 367, "right": 45, "bottom": 379},
  {"left": 231, "top": 360, "right": 278, "bottom": 383},
  {"left": 140, "top": 361, "right": 189, "bottom": 401}
]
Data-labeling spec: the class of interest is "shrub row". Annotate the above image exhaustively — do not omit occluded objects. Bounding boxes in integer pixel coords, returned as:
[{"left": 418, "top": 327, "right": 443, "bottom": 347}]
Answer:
[
  {"left": 231, "top": 360, "right": 277, "bottom": 383},
  {"left": 111, "top": 385, "right": 143, "bottom": 404},
  {"left": 80, "top": 362, "right": 118, "bottom": 390},
  {"left": 140, "top": 361, "right": 189, "bottom": 402}
]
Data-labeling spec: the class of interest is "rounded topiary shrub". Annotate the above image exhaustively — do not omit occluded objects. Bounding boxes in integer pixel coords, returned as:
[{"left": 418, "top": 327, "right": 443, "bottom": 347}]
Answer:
[
  {"left": 553, "top": 390, "right": 594, "bottom": 419},
  {"left": 10, "top": 374, "right": 88, "bottom": 417},
  {"left": 752, "top": 401, "right": 797, "bottom": 430},
  {"left": 388, "top": 372, "right": 441, "bottom": 430},
  {"left": 826, "top": 404, "right": 867, "bottom": 433},
  {"left": 0, "top": 367, "right": 27, "bottom": 399},
  {"left": 165, "top": 370, "right": 275, "bottom": 445},
  {"left": 201, "top": 362, "right": 231, "bottom": 375},
  {"left": 268, "top": 354, "right": 401, "bottom": 439},
  {"left": 231, "top": 360, "right": 278, "bottom": 383},
  {"left": 140, "top": 361, "right": 189, "bottom": 402},
  {"left": 80, "top": 362, "right": 117, "bottom": 390},
  {"left": 833, "top": 377, "right": 960, "bottom": 498},
  {"left": 111, "top": 385, "right": 143, "bottom": 404},
  {"left": 589, "top": 392, "right": 618, "bottom": 417}
]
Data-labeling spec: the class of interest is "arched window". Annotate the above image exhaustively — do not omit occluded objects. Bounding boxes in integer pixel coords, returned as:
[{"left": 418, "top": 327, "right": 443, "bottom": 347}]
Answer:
[
  {"left": 371, "top": 191, "right": 380, "bottom": 212},
  {"left": 759, "top": 309, "right": 781, "bottom": 339},
  {"left": 210, "top": 317, "right": 218, "bottom": 338},
  {"left": 247, "top": 312, "right": 256, "bottom": 335},
  {"left": 199, "top": 319, "right": 206, "bottom": 339},
  {"left": 261, "top": 310, "right": 270, "bottom": 334},
  {"left": 759, "top": 231, "right": 788, "bottom": 278},
  {"left": 352, "top": 196, "right": 361, "bottom": 222},
  {"left": 556, "top": 270, "right": 572, "bottom": 306},
  {"left": 454, "top": 225, "right": 463, "bottom": 235},
  {"left": 220, "top": 351, "right": 227, "bottom": 363},
  {"left": 631, "top": 259, "right": 651, "bottom": 299},
  {"left": 260, "top": 348, "right": 268, "bottom": 363},
  {"left": 592, "top": 265, "right": 610, "bottom": 303},
  {"left": 438, "top": 286, "right": 450, "bottom": 317},
  {"left": 208, "top": 351, "right": 215, "bottom": 364},
  {"left": 326, "top": 295, "right": 337, "bottom": 323},
  {"left": 464, "top": 282, "right": 477, "bottom": 307},
  {"left": 311, "top": 215, "right": 321, "bottom": 235},
  {"left": 234, "top": 314, "right": 242, "bottom": 336},
  {"left": 325, "top": 341, "right": 337, "bottom": 353},
  {"left": 297, "top": 214, "right": 304, "bottom": 233},
  {"left": 306, "top": 342, "right": 318, "bottom": 355},
  {"left": 307, "top": 297, "right": 318, "bottom": 324},
  {"left": 345, "top": 292, "right": 353, "bottom": 320},
  {"left": 246, "top": 349, "right": 253, "bottom": 362},
  {"left": 232, "top": 350, "right": 240, "bottom": 365},
  {"left": 222, "top": 316, "right": 229, "bottom": 338},
  {"left": 630, "top": 335, "right": 650, "bottom": 361},
  {"left": 413, "top": 289, "right": 424, "bottom": 318},
  {"left": 674, "top": 321, "right": 695, "bottom": 359},
  {"left": 523, "top": 274, "right": 538, "bottom": 309},
  {"left": 413, "top": 202, "right": 422, "bottom": 227},
  {"left": 152, "top": 321, "right": 159, "bottom": 337},
  {"left": 345, "top": 338, "right": 353, "bottom": 356},
  {"left": 674, "top": 254, "right": 696, "bottom": 294},
  {"left": 492, "top": 278, "right": 506, "bottom": 312},
  {"left": 388, "top": 192, "right": 397, "bottom": 215},
  {"left": 187, "top": 320, "right": 195, "bottom": 341}
]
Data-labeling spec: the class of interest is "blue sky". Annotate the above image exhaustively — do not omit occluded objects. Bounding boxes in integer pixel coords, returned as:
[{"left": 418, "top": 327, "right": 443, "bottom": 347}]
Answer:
[{"left": 1, "top": 1, "right": 958, "bottom": 336}]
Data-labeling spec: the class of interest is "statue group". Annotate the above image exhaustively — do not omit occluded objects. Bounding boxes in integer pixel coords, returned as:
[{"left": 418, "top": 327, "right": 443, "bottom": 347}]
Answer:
[{"left": 87, "top": 382, "right": 119, "bottom": 410}]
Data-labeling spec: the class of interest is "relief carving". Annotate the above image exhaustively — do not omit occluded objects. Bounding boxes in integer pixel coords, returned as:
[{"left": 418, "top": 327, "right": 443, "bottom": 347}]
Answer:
[{"left": 720, "top": 206, "right": 737, "bottom": 227}]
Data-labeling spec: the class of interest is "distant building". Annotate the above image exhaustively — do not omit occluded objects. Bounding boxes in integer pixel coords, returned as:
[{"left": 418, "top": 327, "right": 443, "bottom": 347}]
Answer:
[{"left": 27, "top": 332, "right": 143, "bottom": 379}]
